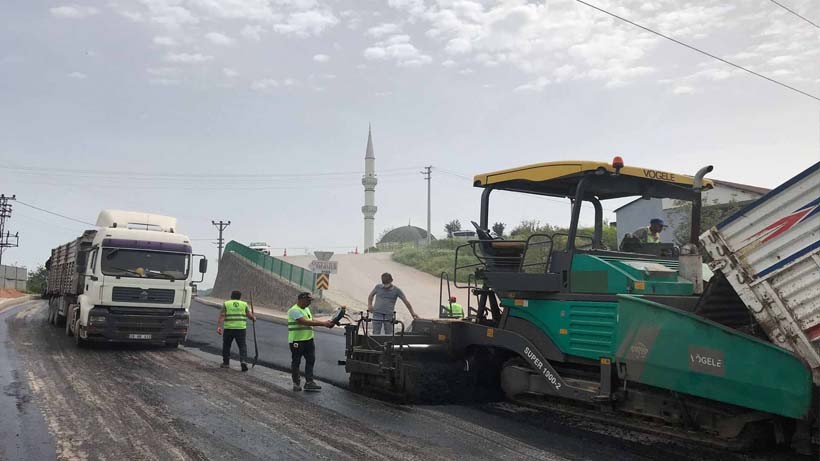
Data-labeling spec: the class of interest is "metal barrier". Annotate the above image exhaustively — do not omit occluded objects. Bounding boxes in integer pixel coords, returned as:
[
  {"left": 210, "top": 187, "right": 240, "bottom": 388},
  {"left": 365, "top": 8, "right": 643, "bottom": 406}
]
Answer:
[{"left": 223, "top": 241, "right": 317, "bottom": 293}]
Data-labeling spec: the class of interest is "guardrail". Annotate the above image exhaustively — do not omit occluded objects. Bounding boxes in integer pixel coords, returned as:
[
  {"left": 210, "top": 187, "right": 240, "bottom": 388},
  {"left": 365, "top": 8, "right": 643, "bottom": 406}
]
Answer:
[{"left": 223, "top": 241, "right": 317, "bottom": 293}]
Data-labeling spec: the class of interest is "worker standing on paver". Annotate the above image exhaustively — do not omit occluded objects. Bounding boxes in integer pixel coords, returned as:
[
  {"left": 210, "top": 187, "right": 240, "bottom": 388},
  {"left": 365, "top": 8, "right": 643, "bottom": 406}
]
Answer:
[
  {"left": 630, "top": 218, "right": 665, "bottom": 243},
  {"left": 217, "top": 290, "right": 256, "bottom": 372},
  {"left": 367, "top": 272, "right": 419, "bottom": 335},
  {"left": 288, "top": 292, "right": 334, "bottom": 392},
  {"left": 445, "top": 296, "right": 463, "bottom": 319}
]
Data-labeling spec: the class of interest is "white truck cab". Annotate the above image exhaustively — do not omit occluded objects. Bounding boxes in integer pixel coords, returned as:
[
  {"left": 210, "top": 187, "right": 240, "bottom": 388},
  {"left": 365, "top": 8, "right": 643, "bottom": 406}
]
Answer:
[{"left": 47, "top": 210, "right": 207, "bottom": 347}]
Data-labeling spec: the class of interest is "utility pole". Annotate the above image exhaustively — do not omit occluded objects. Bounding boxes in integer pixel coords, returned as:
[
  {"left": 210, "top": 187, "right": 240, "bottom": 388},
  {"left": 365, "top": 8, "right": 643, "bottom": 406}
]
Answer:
[
  {"left": 420, "top": 166, "right": 432, "bottom": 245},
  {"left": 211, "top": 220, "right": 231, "bottom": 263},
  {"left": 0, "top": 195, "right": 19, "bottom": 267}
]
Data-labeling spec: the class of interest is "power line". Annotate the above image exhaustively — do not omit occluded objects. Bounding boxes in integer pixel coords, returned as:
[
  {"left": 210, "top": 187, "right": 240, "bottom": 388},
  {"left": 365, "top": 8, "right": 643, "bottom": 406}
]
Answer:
[
  {"left": 0, "top": 164, "right": 424, "bottom": 180},
  {"left": 14, "top": 199, "right": 95, "bottom": 226},
  {"left": 575, "top": 0, "right": 820, "bottom": 102},
  {"left": 769, "top": 0, "right": 820, "bottom": 29}
]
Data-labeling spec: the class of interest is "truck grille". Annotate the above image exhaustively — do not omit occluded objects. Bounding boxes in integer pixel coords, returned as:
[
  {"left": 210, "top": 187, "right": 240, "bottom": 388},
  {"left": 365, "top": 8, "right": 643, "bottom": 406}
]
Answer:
[{"left": 111, "top": 287, "right": 175, "bottom": 304}]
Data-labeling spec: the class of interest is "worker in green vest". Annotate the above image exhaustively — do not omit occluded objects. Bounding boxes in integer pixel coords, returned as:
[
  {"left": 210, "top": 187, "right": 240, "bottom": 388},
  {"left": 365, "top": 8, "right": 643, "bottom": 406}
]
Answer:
[
  {"left": 630, "top": 218, "right": 665, "bottom": 243},
  {"left": 288, "top": 292, "right": 335, "bottom": 392},
  {"left": 217, "top": 290, "right": 256, "bottom": 372},
  {"left": 445, "top": 296, "right": 463, "bottom": 319}
]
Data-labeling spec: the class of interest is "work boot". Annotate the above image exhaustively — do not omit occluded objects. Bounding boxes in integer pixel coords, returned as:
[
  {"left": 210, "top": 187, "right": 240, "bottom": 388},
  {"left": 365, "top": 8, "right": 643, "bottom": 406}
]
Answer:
[
  {"left": 220, "top": 363, "right": 230, "bottom": 369},
  {"left": 292, "top": 383, "right": 302, "bottom": 392},
  {"left": 303, "top": 381, "right": 322, "bottom": 392},
  {"left": 241, "top": 363, "right": 249, "bottom": 372}
]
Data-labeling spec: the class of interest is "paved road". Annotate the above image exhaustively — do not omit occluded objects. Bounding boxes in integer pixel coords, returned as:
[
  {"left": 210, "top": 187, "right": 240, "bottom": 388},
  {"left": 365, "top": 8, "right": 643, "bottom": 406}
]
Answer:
[
  {"left": 186, "top": 299, "right": 350, "bottom": 386},
  {"left": 285, "top": 252, "right": 471, "bottom": 322},
  {"left": 1, "top": 299, "right": 808, "bottom": 460}
]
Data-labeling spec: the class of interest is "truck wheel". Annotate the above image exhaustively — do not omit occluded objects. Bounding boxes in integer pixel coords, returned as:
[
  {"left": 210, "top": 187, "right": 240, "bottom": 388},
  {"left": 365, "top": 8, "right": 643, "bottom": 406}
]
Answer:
[
  {"left": 75, "top": 322, "right": 88, "bottom": 348},
  {"left": 164, "top": 341, "right": 180, "bottom": 348},
  {"left": 65, "top": 308, "right": 74, "bottom": 337}
]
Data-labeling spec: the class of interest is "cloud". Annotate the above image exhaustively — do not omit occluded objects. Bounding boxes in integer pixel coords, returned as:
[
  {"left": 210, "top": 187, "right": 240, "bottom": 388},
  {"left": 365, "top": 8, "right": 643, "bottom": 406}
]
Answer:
[
  {"left": 368, "top": 23, "right": 401, "bottom": 37},
  {"left": 50, "top": 5, "right": 99, "bottom": 19},
  {"left": 146, "top": 67, "right": 178, "bottom": 77},
  {"left": 153, "top": 36, "right": 177, "bottom": 46},
  {"left": 240, "top": 24, "right": 264, "bottom": 41},
  {"left": 274, "top": 9, "right": 338, "bottom": 37},
  {"left": 251, "top": 78, "right": 279, "bottom": 91},
  {"left": 313, "top": 54, "right": 330, "bottom": 63},
  {"left": 514, "top": 77, "right": 551, "bottom": 93},
  {"left": 187, "top": 0, "right": 280, "bottom": 22},
  {"left": 673, "top": 85, "right": 696, "bottom": 95},
  {"left": 205, "top": 32, "right": 234, "bottom": 45},
  {"left": 441, "top": 59, "right": 457, "bottom": 68},
  {"left": 363, "top": 34, "right": 432, "bottom": 67},
  {"left": 148, "top": 78, "right": 180, "bottom": 86},
  {"left": 67, "top": 71, "right": 87, "bottom": 79},
  {"left": 163, "top": 52, "right": 213, "bottom": 63},
  {"left": 222, "top": 67, "right": 239, "bottom": 78}
]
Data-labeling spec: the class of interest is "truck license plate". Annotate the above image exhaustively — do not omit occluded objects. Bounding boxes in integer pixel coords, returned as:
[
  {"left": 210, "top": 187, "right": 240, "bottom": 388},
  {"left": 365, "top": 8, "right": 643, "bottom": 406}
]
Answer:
[{"left": 129, "top": 334, "right": 152, "bottom": 340}]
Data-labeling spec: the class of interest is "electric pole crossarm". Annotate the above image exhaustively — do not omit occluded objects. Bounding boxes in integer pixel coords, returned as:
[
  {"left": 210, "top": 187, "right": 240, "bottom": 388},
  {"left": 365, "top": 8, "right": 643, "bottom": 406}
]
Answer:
[{"left": 211, "top": 220, "right": 231, "bottom": 263}]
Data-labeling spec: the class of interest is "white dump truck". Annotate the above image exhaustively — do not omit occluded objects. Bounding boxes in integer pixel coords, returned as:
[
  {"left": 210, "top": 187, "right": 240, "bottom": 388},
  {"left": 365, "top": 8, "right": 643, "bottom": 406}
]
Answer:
[
  {"left": 702, "top": 161, "right": 820, "bottom": 383},
  {"left": 249, "top": 241, "right": 271, "bottom": 255},
  {"left": 45, "top": 210, "right": 207, "bottom": 347}
]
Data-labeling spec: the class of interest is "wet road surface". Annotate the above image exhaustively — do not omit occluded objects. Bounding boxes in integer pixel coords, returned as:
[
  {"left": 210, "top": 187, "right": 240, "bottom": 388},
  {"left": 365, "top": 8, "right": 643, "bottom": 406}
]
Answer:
[{"left": 1, "top": 299, "right": 809, "bottom": 460}]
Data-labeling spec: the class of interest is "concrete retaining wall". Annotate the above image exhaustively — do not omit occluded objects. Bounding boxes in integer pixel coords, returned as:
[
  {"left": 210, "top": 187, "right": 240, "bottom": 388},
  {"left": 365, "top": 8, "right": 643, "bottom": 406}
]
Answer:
[
  {"left": 212, "top": 252, "right": 334, "bottom": 313},
  {"left": 1, "top": 265, "right": 27, "bottom": 291}
]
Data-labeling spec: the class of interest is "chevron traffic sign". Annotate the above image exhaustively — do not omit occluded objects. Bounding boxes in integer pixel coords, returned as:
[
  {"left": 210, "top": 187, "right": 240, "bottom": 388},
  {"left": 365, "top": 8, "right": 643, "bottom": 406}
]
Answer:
[{"left": 316, "top": 273, "right": 330, "bottom": 290}]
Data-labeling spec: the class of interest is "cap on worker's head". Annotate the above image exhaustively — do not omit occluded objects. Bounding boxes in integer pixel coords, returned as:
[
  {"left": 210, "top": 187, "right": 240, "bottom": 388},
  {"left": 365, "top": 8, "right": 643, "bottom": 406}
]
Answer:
[
  {"left": 449, "top": 296, "right": 457, "bottom": 302},
  {"left": 297, "top": 292, "right": 313, "bottom": 300},
  {"left": 230, "top": 290, "right": 242, "bottom": 300},
  {"left": 650, "top": 218, "right": 665, "bottom": 227}
]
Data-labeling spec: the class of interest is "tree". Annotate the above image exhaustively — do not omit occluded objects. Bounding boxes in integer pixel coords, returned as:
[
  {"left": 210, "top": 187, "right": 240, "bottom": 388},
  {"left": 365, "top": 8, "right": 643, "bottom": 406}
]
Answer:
[
  {"left": 672, "top": 199, "right": 747, "bottom": 246},
  {"left": 27, "top": 265, "right": 47, "bottom": 294},
  {"left": 444, "top": 219, "right": 462, "bottom": 237},
  {"left": 491, "top": 222, "right": 506, "bottom": 238}
]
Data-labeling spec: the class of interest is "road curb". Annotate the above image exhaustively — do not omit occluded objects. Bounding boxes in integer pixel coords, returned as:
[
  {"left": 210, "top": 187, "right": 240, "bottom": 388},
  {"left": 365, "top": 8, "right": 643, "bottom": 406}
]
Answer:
[
  {"left": 193, "top": 297, "right": 346, "bottom": 337},
  {"left": 194, "top": 296, "right": 290, "bottom": 326}
]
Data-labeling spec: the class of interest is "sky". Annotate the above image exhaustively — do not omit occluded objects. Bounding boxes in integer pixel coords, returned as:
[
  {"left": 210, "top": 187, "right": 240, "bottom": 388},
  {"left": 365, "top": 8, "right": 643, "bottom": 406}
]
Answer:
[{"left": 1, "top": 0, "right": 818, "bottom": 287}]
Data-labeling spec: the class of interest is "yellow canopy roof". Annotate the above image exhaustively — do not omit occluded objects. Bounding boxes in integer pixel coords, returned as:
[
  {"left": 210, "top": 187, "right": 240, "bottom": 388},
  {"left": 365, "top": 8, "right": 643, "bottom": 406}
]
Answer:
[{"left": 473, "top": 160, "right": 712, "bottom": 200}]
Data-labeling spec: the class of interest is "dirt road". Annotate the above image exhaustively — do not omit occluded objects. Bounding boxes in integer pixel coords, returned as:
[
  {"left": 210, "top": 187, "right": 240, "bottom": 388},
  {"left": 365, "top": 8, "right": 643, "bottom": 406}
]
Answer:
[{"left": 285, "top": 252, "right": 469, "bottom": 321}]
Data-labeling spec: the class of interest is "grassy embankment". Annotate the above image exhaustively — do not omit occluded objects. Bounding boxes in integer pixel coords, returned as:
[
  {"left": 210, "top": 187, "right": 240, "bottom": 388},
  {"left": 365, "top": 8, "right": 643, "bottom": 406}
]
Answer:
[{"left": 391, "top": 239, "right": 479, "bottom": 283}]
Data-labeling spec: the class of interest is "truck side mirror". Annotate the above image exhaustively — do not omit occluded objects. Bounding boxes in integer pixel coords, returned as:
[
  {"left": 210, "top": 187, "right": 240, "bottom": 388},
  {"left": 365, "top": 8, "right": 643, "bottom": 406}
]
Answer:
[{"left": 199, "top": 258, "right": 208, "bottom": 274}]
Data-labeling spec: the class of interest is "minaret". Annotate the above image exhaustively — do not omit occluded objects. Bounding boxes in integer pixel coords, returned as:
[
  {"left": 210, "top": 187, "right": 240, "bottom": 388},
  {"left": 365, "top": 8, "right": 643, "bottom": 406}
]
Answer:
[{"left": 361, "top": 125, "right": 378, "bottom": 250}]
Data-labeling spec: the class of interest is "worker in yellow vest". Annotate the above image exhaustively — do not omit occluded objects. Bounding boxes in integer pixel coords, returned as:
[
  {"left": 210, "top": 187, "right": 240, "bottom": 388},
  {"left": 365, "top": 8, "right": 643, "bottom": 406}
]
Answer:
[
  {"left": 217, "top": 290, "right": 256, "bottom": 372},
  {"left": 445, "top": 296, "right": 463, "bottom": 319},
  {"left": 288, "top": 292, "right": 335, "bottom": 392}
]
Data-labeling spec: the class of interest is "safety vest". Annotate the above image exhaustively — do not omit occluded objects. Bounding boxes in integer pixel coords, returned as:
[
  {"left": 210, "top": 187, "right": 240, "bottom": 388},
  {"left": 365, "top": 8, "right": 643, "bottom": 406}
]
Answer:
[
  {"left": 223, "top": 300, "right": 248, "bottom": 329},
  {"left": 447, "top": 302, "right": 463, "bottom": 318},
  {"left": 644, "top": 227, "right": 661, "bottom": 243},
  {"left": 288, "top": 304, "right": 314, "bottom": 342}
]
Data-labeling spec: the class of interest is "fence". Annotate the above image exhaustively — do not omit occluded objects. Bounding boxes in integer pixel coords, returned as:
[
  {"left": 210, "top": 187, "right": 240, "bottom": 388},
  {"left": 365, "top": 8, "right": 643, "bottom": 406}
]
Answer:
[
  {"left": 223, "top": 241, "right": 316, "bottom": 293},
  {"left": 1, "top": 265, "right": 27, "bottom": 291}
]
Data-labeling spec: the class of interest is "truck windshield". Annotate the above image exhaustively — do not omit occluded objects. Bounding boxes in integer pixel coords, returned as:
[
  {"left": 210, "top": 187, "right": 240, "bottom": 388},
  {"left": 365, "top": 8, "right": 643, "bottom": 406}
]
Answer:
[{"left": 101, "top": 248, "right": 190, "bottom": 280}]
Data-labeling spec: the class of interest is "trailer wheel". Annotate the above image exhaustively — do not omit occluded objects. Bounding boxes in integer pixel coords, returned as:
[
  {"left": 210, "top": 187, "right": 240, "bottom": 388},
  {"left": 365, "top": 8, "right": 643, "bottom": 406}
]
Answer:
[{"left": 164, "top": 341, "right": 180, "bottom": 348}]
